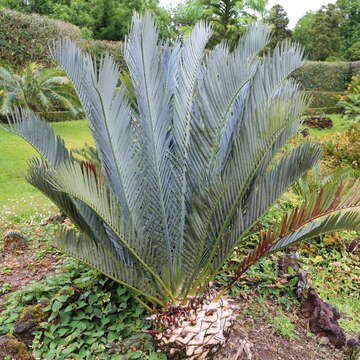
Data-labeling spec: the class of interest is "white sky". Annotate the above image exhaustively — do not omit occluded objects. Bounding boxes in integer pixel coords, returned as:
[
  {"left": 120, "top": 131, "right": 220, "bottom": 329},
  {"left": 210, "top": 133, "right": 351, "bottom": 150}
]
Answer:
[
  {"left": 267, "top": 0, "right": 336, "bottom": 28},
  {"left": 160, "top": 0, "right": 337, "bottom": 29}
]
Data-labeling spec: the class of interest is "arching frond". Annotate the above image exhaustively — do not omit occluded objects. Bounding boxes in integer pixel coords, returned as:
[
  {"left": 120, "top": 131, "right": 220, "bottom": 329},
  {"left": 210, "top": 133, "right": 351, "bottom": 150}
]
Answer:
[
  {"left": 9, "top": 108, "right": 71, "bottom": 167},
  {"left": 56, "top": 229, "right": 164, "bottom": 306},
  {"left": 228, "top": 180, "right": 360, "bottom": 285},
  {"left": 51, "top": 40, "right": 131, "bottom": 217},
  {"left": 48, "top": 160, "right": 174, "bottom": 301},
  {"left": 211, "top": 141, "right": 322, "bottom": 272}
]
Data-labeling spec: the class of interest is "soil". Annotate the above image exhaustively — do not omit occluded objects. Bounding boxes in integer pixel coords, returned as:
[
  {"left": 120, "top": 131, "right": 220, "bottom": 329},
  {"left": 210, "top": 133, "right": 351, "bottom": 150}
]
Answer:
[
  {"left": 0, "top": 236, "right": 62, "bottom": 304},
  {"left": 215, "top": 315, "right": 343, "bottom": 360}
]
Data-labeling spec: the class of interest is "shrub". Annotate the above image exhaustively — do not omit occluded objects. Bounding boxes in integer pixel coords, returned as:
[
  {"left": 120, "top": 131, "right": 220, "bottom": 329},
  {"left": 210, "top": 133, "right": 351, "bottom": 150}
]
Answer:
[
  {"left": 337, "top": 94, "right": 360, "bottom": 122},
  {"left": 0, "top": 8, "right": 81, "bottom": 67},
  {"left": 293, "top": 61, "right": 360, "bottom": 113},
  {"left": 77, "top": 39, "right": 126, "bottom": 70},
  {"left": 0, "top": 8, "right": 127, "bottom": 70},
  {"left": 337, "top": 72, "right": 360, "bottom": 122},
  {"left": 326, "top": 56, "right": 346, "bottom": 62},
  {"left": 37, "top": 111, "right": 82, "bottom": 122},
  {"left": 306, "top": 90, "right": 341, "bottom": 109},
  {"left": 293, "top": 61, "right": 360, "bottom": 91},
  {"left": 0, "top": 62, "right": 80, "bottom": 116},
  {"left": 325, "top": 124, "right": 360, "bottom": 169}
]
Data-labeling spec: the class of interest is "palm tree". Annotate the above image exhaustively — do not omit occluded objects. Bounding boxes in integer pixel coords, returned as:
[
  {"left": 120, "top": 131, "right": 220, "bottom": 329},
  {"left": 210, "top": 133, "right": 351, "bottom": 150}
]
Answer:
[
  {"left": 201, "top": 0, "right": 269, "bottom": 49},
  {"left": 10, "top": 13, "right": 360, "bottom": 359},
  {"left": 246, "top": 0, "right": 269, "bottom": 18},
  {"left": 0, "top": 62, "right": 79, "bottom": 115}
]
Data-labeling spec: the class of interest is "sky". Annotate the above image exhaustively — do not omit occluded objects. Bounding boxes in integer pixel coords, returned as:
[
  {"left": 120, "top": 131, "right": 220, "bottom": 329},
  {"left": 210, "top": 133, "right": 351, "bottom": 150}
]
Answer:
[
  {"left": 159, "top": 0, "right": 337, "bottom": 29},
  {"left": 267, "top": 0, "right": 336, "bottom": 28}
]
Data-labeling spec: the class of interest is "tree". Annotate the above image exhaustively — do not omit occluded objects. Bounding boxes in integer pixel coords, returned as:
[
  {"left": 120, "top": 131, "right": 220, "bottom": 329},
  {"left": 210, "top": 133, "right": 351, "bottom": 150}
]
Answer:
[
  {"left": 172, "top": 0, "right": 269, "bottom": 47},
  {"left": 293, "top": 4, "right": 345, "bottom": 61},
  {"left": 201, "top": 0, "right": 246, "bottom": 48},
  {"left": 0, "top": 0, "right": 54, "bottom": 14},
  {"left": 265, "top": 4, "right": 292, "bottom": 50},
  {"left": 0, "top": 63, "right": 79, "bottom": 115},
  {"left": 246, "top": 0, "right": 268, "bottom": 18},
  {"left": 172, "top": 0, "right": 204, "bottom": 36},
  {"left": 200, "top": 0, "right": 268, "bottom": 49},
  {"left": 346, "top": 41, "right": 360, "bottom": 61},
  {"left": 10, "top": 12, "right": 360, "bottom": 358},
  {"left": 0, "top": 0, "right": 172, "bottom": 41},
  {"left": 337, "top": 0, "right": 360, "bottom": 60}
]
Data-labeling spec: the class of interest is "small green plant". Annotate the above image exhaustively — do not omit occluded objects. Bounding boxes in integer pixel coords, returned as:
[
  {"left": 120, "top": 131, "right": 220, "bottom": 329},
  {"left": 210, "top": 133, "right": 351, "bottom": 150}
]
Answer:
[
  {"left": 337, "top": 72, "right": 360, "bottom": 123},
  {"left": 0, "top": 281, "right": 12, "bottom": 295},
  {"left": 0, "top": 62, "right": 80, "bottom": 115},
  {"left": 0, "top": 265, "right": 12, "bottom": 274},
  {"left": 325, "top": 124, "right": 360, "bottom": 169},
  {"left": 337, "top": 94, "right": 360, "bottom": 122},
  {"left": 269, "top": 313, "right": 297, "bottom": 339}
]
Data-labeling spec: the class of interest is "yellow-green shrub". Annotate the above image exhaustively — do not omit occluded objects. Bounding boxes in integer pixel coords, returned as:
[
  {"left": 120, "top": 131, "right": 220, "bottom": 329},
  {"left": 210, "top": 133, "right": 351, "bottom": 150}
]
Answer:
[{"left": 324, "top": 124, "right": 360, "bottom": 169}]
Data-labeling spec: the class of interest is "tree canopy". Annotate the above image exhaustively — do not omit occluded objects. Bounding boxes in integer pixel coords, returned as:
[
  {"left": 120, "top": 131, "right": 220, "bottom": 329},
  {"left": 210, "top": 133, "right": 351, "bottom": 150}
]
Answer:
[
  {"left": 264, "top": 4, "right": 292, "bottom": 50},
  {"left": 293, "top": 4, "right": 344, "bottom": 61},
  {"left": 1, "top": 0, "right": 359, "bottom": 60},
  {"left": 0, "top": 0, "right": 172, "bottom": 40}
]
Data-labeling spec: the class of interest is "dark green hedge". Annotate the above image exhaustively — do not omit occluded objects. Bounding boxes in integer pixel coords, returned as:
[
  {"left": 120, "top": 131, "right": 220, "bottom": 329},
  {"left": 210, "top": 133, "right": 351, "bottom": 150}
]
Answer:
[
  {"left": 0, "top": 111, "right": 81, "bottom": 123},
  {"left": 0, "top": 8, "right": 82, "bottom": 67},
  {"left": 305, "top": 91, "right": 342, "bottom": 108},
  {"left": 38, "top": 111, "right": 83, "bottom": 122},
  {"left": 78, "top": 39, "right": 126, "bottom": 70},
  {"left": 0, "top": 8, "right": 127, "bottom": 70},
  {"left": 293, "top": 61, "right": 360, "bottom": 92}
]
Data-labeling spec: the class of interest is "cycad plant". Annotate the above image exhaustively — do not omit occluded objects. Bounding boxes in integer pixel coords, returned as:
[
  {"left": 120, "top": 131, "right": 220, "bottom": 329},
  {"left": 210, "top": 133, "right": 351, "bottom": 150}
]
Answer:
[
  {"left": 10, "top": 12, "right": 360, "bottom": 359},
  {"left": 0, "top": 62, "right": 79, "bottom": 115}
]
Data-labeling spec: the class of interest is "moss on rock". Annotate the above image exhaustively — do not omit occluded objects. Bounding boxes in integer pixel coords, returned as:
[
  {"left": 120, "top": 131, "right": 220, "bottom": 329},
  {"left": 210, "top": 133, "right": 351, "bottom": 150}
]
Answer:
[
  {"left": 0, "top": 335, "right": 33, "bottom": 360},
  {"left": 14, "top": 300, "right": 49, "bottom": 346}
]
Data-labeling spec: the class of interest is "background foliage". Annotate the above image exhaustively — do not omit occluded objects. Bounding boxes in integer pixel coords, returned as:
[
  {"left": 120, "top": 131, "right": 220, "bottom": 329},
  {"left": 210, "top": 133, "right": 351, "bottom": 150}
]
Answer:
[
  {"left": 0, "top": 8, "right": 81, "bottom": 67},
  {"left": 0, "top": 0, "right": 172, "bottom": 41}
]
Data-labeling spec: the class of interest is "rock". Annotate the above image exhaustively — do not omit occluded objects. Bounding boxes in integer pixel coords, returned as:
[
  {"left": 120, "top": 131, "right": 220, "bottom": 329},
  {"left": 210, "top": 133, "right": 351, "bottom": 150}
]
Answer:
[
  {"left": 300, "top": 288, "right": 346, "bottom": 349},
  {"left": 318, "top": 336, "right": 330, "bottom": 346},
  {"left": 277, "top": 254, "right": 300, "bottom": 276},
  {"left": 14, "top": 300, "right": 49, "bottom": 346},
  {"left": 300, "top": 128, "right": 310, "bottom": 137},
  {"left": 0, "top": 335, "right": 33, "bottom": 360},
  {"left": 40, "top": 213, "right": 67, "bottom": 226},
  {"left": 345, "top": 337, "right": 360, "bottom": 360},
  {"left": 3, "top": 229, "right": 28, "bottom": 253},
  {"left": 287, "top": 271, "right": 311, "bottom": 301},
  {"left": 347, "top": 237, "right": 359, "bottom": 254}
]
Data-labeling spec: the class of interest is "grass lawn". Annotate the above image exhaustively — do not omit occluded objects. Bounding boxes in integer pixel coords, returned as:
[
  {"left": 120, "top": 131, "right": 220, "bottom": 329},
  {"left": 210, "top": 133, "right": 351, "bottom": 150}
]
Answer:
[{"left": 0, "top": 120, "right": 92, "bottom": 223}]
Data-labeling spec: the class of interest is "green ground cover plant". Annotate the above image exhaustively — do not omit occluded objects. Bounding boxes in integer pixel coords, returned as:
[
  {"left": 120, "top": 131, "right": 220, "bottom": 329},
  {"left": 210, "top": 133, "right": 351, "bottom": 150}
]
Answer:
[
  {"left": 324, "top": 124, "right": 360, "bottom": 170},
  {"left": 0, "top": 258, "right": 165, "bottom": 360}
]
